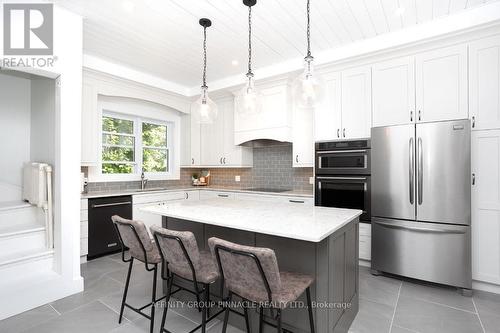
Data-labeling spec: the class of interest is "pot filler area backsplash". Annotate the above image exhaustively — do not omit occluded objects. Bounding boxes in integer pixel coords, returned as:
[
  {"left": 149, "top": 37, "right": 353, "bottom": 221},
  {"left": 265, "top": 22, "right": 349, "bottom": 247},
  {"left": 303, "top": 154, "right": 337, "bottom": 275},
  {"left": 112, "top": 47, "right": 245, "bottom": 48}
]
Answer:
[{"left": 83, "top": 145, "right": 313, "bottom": 193}]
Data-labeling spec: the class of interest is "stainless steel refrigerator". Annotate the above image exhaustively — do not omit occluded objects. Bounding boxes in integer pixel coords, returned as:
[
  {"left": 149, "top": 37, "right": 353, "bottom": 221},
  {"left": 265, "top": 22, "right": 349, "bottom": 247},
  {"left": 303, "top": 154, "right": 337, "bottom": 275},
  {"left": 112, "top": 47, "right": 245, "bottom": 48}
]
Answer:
[{"left": 371, "top": 119, "right": 471, "bottom": 292}]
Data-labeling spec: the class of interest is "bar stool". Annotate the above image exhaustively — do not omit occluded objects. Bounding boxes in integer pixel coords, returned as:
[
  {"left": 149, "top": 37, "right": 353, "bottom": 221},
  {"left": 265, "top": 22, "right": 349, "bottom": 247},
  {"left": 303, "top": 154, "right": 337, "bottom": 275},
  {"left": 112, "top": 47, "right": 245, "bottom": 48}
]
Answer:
[
  {"left": 151, "top": 225, "right": 225, "bottom": 333},
  {"left": 208, "top": 237, "right": 315, "bottom": 333},
  {"left": 111, "top": 216, "right": 166, "bottom": 333}
]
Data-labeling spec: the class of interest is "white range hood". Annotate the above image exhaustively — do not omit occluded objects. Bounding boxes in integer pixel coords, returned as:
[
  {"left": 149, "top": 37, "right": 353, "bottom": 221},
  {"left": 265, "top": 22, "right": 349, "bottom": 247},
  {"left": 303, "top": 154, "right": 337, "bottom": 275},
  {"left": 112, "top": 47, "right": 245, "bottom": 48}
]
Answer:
[{"left": 233, "top": 79, "right": 293, "bottom": 146}]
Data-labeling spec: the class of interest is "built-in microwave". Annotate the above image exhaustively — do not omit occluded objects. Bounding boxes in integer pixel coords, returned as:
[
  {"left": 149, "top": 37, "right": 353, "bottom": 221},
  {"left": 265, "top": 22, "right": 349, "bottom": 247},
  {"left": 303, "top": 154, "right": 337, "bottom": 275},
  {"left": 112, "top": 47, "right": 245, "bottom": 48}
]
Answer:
[
  {"left": 315, "top": 139, "right": 371, "bottom": 222},
  {"left": 315, "top": 140, "right": 371, "bottom": 175}
]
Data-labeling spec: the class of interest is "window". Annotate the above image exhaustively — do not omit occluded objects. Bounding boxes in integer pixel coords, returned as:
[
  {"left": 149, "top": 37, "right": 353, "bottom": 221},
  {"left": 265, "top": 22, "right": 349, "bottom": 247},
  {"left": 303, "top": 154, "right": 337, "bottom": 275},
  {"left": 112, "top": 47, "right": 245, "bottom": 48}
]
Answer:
[{"left": 101, "top": 113, "right": 171, "bottom": 175}]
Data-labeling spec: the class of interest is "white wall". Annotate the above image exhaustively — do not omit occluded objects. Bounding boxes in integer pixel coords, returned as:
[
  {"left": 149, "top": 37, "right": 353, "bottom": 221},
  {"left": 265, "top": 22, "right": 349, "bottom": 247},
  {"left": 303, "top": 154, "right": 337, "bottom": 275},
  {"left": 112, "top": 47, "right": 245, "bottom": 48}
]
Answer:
[
  {"left": 0, "top": 73, "right": 31, "bottom": 202},
  {"left": 30, "top": 78, "right": 56, "bottom": 166}
]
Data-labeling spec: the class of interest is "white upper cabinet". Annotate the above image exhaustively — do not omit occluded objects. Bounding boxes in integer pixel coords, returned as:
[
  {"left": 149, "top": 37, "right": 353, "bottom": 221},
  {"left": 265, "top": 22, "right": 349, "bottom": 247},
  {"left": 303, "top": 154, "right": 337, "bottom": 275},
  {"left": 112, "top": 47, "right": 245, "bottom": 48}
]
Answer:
[
  {"left": 81, "top": 82, "right": 99, "bottom": 165},
  {"left": 314, "top": 72, "right": 342, "bottom": 141},
  {"left": 472, "top": 130, "right": 500, "bottom": 285},
  {"left": 197, "top": 96, "right": 252, "bottom": 167},
  {"left": 415, "top": 44, "right": 468, "bottom": 122},
  {"left": 372, "top": 57, "right": 415, "bottom": 127},
  {"left": 470, "top": 35, "right": 500, "bottom": 131},
  {"left": 189, "top": 105, "right": 202, "bottom": 166},
  {"left": 292, "top": 105, "right": 314, "bottom": 167},
  {"left": 341, "top": 66, "right": 372, "bottom": 139}
]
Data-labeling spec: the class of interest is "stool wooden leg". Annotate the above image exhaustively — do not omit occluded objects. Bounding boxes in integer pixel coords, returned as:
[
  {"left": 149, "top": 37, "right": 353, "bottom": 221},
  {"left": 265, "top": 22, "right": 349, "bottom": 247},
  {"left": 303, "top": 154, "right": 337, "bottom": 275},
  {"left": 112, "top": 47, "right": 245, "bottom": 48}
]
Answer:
[
  {"left": 222, "top": 291, "right": 232, "bottom": 333},
  {"left": 160, "top": 275, "right": 174, "bottom": 333},
  {"left": 306, "top": 287, "right": 315, "bottom": 333},
  {"left": 150, "top": 265, "right": 158, "bottom": 333},
  {"left": 243, "top": 306, "right": 251, "bottom": 333},
  {"left": 119, "top": 258, "right": 134, "bottom": 324}
]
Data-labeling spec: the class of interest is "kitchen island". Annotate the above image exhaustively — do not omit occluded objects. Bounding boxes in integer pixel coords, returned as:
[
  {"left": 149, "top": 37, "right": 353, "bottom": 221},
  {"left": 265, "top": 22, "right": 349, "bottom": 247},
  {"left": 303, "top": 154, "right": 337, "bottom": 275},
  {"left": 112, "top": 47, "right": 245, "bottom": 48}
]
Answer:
[{"left": 141, "top": 199, "right": 362, "bottom": 333}]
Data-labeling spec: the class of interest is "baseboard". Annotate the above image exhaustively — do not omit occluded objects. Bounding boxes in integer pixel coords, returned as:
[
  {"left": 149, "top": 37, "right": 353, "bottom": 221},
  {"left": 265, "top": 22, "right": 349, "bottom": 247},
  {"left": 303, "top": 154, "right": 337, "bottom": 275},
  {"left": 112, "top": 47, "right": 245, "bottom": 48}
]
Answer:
[
  {"left": 0, "top": 273, "right": 83, "bottom": 320},
  {"left": 359, "top": 259, "right": 371, "bottom": 268},
  {"left": 473, "top": 280, "right": 500, "bottom": 295}
]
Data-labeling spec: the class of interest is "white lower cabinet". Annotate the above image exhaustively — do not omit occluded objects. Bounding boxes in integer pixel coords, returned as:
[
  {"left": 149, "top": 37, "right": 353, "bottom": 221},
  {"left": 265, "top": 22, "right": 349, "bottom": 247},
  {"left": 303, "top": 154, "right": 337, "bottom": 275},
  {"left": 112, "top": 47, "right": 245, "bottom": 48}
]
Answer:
[
  {"left": 472, "top": 130, "right": 500, "bottom": 285},
  {"left": 234, "top": 193, "right": 313, "bottom": 205},
  {"left": 80, "top": 199, "right": 88, "bottom": 259},
  {"left": 359, "top": 223, "right": 371, "bottom": 261},
  {"left": 132, "top": 191, "right": 194, "bottom": 234},
  {"left": 199, "top": 191, "right": 235, "bottom": 200}
]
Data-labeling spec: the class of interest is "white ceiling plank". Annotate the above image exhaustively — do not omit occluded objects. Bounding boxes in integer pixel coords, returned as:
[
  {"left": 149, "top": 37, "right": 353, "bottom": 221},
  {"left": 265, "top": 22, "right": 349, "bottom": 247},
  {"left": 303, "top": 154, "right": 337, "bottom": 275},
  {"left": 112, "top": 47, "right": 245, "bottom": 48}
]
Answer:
[
  {"left": 467, "top": 0, "right": 487, "bottom": 7},
  {"left": 433, "top": 0, "right": 452, "bottom": 18},
  {"left": 49, "top": 0, "right": 500, "bottom": 88},
  {"left": 416, "top": 0, "right": 434, "bottom": 22},
  {"left": 398, "top": 0, "right": 418, "bottom": 27},
  {"left": 380, "top": 0, "right": 404, "bottom": 31},
  {"left": 363, "top": 0, "right": 390, "bottom": 35},
  {"left": 347, "top": 0, "right": 378, "bottom": 37},
  {"left": 327, "top": 0, "right": 365, "bottom": 40}
]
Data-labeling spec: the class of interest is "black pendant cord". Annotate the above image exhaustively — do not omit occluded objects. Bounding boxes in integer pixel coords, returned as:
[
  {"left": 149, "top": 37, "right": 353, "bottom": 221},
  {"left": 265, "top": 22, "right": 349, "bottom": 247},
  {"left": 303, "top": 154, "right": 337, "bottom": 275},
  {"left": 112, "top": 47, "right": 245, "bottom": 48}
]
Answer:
[
  {"left": 202, "top": 26, "right": 208, "bottom": 89},
  {"left": 247, "top": 6, "right": 253, "bottom": 77},
  {"left": 306, "top": 0, "right": 311, "bottom": 58}
]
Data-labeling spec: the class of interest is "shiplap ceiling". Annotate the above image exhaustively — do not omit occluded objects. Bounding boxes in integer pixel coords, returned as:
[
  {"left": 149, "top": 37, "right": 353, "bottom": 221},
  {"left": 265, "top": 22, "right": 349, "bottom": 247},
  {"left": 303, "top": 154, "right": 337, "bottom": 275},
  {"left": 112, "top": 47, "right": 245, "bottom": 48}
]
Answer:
[{"left": 53, "top": 0, "right": 499, "bottom": 88}]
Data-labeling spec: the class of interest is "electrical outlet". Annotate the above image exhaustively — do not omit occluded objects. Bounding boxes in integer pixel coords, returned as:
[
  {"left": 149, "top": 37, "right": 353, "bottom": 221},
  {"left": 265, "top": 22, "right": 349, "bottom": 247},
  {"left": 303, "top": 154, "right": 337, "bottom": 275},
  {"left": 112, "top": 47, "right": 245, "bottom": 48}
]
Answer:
[
  {"left": 235, "top": 175, "right": 241, "bottom": 182},
  {"left": 309, "top": 177, "right": 314, "bottom": 185}
]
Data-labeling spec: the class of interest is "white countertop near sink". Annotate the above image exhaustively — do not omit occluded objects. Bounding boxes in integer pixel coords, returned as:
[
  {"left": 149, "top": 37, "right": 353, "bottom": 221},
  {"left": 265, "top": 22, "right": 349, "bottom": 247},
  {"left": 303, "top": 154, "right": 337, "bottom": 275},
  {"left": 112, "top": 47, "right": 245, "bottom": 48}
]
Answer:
[
  {"left": 81, "top": 186, "right": 313, "bottom": 199},
  {"left": 141, "top": 198, "right": 361, "bottom": 242}
]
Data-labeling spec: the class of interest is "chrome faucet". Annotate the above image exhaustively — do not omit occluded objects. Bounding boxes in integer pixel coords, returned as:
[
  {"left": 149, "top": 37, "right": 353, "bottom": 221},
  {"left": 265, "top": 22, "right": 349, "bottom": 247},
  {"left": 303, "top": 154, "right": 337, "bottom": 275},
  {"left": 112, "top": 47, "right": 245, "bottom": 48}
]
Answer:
[{"left": 141, "top": 171, "right": 148, "bottom": 190}]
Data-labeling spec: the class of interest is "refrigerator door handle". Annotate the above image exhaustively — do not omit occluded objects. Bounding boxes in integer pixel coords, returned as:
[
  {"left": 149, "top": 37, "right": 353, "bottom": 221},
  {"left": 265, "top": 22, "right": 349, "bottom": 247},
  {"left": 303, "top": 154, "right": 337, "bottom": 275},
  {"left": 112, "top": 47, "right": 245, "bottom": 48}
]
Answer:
[
  {"left": 409, "top": 138, "right": 414, "bottom": 205},
  {"left": 417, "top": 137, "right": 423, "bottom": 205},
  {"left": 375, "top": 220, "right": 467, "bottom": 234}
]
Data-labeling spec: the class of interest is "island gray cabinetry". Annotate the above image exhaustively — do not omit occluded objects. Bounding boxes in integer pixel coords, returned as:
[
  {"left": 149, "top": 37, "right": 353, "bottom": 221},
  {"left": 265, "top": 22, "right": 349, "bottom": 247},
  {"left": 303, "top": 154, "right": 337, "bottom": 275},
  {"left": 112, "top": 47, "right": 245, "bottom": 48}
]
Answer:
[{"left": 162, "top": 216, "right": 359, "bottom": 333}]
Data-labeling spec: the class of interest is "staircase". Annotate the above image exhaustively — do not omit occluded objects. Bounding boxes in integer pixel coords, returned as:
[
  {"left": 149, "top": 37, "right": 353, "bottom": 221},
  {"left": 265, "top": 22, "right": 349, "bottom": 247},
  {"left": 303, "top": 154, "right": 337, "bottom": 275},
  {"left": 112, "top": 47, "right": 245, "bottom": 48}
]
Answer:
[{"left": 0, "top": 201, "right": 55, "bottom": 294}]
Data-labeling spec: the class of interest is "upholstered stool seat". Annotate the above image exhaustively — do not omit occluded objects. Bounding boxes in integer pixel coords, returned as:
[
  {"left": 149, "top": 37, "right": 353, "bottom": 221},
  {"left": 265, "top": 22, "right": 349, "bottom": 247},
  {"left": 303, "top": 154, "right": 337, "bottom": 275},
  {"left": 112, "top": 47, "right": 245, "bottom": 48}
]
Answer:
[
  {"left": 208, "top": 237, "right": 316, "bottom": 333},
  {"left": 151, "top": 225, "right": 224, "bottom": 333},
  {"left": 111, "top": 216, "right": 166, "bottom": 333}
]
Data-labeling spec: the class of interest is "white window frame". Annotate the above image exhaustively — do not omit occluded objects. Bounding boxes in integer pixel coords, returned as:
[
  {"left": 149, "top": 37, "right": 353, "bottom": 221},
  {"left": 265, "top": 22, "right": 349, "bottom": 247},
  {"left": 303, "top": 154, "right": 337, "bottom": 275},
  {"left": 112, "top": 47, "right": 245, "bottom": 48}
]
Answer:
[{"left": 88, "top": 96, "right": 181, "bottom": 182}]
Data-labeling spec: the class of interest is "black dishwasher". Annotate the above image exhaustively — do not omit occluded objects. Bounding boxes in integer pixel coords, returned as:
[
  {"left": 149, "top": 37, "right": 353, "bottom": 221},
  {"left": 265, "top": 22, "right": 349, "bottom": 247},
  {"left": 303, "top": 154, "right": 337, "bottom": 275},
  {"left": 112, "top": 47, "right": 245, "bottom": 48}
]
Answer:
[{"left": 88, "top": 196, "right": 132, "bottom": 260}]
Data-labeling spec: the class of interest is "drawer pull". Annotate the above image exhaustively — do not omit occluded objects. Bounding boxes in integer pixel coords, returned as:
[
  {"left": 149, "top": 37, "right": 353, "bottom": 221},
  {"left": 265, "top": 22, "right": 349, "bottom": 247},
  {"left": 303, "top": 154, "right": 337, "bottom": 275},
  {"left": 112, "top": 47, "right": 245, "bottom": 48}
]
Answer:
[
  {"left": 218, "top": 194, "right": 229, "bottom": 198},
  {"left": 107, "top": 243, "right": 118, "bottom": 247},
  {"left": 289, "top": 199, "right": 305, "bottom": 204}
]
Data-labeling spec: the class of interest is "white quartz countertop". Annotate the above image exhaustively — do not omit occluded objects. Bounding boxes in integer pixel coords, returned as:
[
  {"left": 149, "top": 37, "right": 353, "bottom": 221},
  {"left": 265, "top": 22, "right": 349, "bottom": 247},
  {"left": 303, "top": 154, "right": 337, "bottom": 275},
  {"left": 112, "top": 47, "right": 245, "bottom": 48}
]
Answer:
[{"left": 140, "top": 199, "right": 362, "bottom": 243}]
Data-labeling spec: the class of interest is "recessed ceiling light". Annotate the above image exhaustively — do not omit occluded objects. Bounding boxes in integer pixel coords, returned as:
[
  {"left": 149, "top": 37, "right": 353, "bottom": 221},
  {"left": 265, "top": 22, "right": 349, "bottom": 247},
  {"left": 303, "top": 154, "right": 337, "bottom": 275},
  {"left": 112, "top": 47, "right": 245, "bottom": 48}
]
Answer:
[
  {"left": 122, "top": 0, "right": 135, "bottom": 13},
  {"left": 394, "top": 7, "right": 405, "bottom": 16},
  {"left": 231, "top": 60, "right": 239, "bottom": 66}
]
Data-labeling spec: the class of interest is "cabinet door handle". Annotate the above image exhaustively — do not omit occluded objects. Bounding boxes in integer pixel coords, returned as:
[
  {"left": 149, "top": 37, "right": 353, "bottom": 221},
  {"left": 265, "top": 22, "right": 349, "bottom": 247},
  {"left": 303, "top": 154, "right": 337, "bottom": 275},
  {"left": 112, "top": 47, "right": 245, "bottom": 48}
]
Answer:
[
  {"left": 296, "top": 155, "right": 299, "bottom": 163},
  {"left": 472, "top": 116, "right": 476, "bottom": 128},
  {"left": 343, "top": 128, "right": 346, "bottom": 137},
  {"left": 418, "top": 110, "right": 422, "bottom": 121},
  {"left": 192, "top": 158, "right": 194, "bottom": 165},
  {"left": 472, "top": 173, "right": 476, "bottom": 186},
  {"left": 223, "top": 157, "right": 226, "bottom": 164},
  {"left": 220, "top": 157, "right": 223, "bottom": 164},
  {"left": 289, "top": 199, "right": 305, "bottom": 204},
  {"left": 337, "top": 129, "right": 340, "bottom": 138},
  {"left": 185, "top": 192, "right": 189, "bottom": 199},
  {"left": 410, "top": 111, "right": 413, "bottom": 122}
]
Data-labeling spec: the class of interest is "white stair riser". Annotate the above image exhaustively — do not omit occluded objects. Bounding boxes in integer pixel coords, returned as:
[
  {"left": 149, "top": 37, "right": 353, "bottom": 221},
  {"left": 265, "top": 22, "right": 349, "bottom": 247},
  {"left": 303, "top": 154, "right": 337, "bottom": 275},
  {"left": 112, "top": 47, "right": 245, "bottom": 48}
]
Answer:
[
  {"left": 0, "top": 206, "right": 44, "bottom": 227},
  {"left": 0, "top": 255, "right": 54, "bottom": 285},
  {"left": 0, "top": 230, "right": 46, "bottom": 255}
]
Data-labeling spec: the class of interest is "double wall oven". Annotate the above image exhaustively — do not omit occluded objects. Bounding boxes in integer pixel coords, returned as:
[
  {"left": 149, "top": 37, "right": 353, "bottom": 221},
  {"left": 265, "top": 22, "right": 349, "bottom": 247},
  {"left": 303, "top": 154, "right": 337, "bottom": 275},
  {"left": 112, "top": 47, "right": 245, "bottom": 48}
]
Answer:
[{"left": 315, "top": 139, "right": 371, "bottom": 222}]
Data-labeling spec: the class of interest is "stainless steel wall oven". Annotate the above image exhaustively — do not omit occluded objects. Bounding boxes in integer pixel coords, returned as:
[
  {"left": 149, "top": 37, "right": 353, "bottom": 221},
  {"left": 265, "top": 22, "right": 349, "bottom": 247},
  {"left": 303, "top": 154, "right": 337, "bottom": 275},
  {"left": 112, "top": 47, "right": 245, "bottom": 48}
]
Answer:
[{"left": 315, "top": 139, "right": 371, "bottom": 222}]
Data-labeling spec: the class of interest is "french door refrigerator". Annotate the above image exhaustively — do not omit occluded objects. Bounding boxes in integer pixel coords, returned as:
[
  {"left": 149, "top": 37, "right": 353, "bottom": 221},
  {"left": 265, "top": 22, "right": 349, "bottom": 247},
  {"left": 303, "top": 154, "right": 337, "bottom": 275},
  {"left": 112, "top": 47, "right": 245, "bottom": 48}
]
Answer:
[{"left": 371, "top": 119, "right": 471, "bottom": 292}]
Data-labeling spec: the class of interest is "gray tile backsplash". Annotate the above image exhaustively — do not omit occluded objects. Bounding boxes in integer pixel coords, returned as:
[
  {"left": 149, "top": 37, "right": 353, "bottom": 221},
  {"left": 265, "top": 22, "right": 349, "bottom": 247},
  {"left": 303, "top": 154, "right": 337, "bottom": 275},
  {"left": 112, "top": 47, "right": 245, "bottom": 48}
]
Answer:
[{"left": 84, "top": 144, "right": 313, "bottom": 193}]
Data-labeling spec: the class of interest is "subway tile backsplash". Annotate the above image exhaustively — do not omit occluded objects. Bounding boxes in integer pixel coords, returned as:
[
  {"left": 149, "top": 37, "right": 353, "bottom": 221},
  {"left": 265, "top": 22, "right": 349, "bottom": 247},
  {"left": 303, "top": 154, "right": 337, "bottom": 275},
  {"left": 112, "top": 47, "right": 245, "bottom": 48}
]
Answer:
[{"left": 84, "top": 144, "right": 313, "bottom": 193}]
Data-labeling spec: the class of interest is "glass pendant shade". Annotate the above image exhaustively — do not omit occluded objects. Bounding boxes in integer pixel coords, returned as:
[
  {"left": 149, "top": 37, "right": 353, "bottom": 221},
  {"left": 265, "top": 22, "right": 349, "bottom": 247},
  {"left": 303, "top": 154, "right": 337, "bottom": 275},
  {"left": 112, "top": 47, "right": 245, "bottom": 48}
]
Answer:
[
  {"left": 192, "top": 87, "right": 218, "bottom": 124},
  {"left": 292, "top": 56, "right": 325, "bottom": 108},
  {"left": 236, "top": 74, "right": 262, "bottom": 115}
]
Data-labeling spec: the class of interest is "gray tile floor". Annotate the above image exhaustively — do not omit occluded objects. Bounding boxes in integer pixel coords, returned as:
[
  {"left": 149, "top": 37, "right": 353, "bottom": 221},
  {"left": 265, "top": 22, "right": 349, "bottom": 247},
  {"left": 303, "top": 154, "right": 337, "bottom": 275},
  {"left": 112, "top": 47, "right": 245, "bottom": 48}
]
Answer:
[{"left": 1, "top": 254, "right": 500, "bottom": 333}]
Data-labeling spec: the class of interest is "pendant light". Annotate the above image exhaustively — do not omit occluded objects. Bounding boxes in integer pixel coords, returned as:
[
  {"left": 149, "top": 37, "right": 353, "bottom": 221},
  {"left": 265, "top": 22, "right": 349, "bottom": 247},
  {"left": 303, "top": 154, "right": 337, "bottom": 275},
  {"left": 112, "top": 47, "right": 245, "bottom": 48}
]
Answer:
[
  {"left": 192, "top": 18, "right": 218, "bottom": 124},
  {"left": 292, "top": 0, "right": 325, "bottom": 109},
  {"left": 236, "top": 0, "right": 261, "bottom": 115}
]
